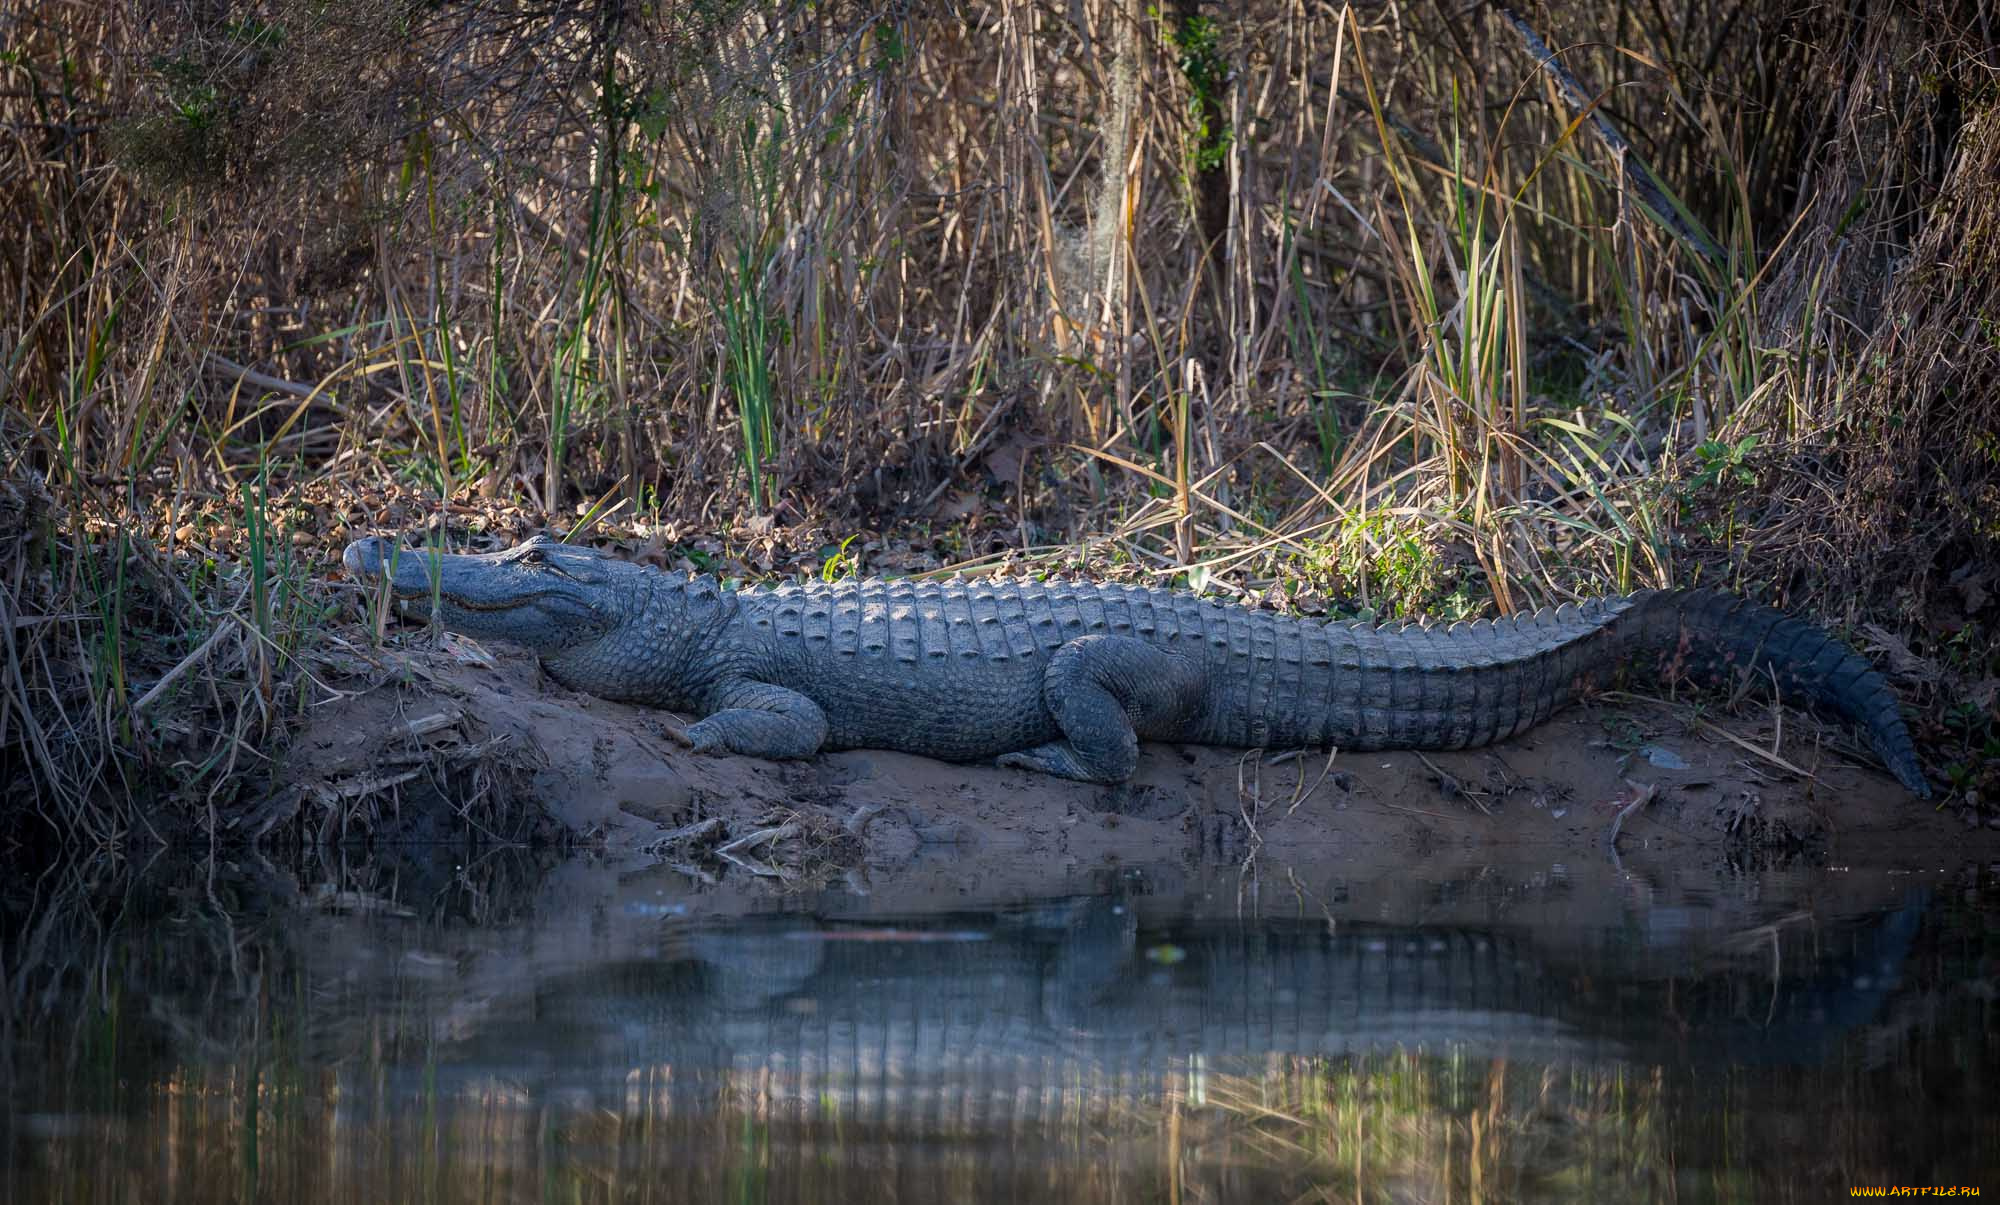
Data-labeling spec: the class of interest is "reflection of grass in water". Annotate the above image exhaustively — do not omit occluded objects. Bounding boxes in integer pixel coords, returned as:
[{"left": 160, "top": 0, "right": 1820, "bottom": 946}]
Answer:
[
  {"left": 526, "top": 1053, "right": 1674, "bottom": 1201},
  {"left": 733, "top": 1110, "right": 768, "bottom": 1205},
  {"left": 1127, "top": 1053, "right": 1674, "bottom": 1202},
  {"left": 13, "top": 1046, "right": 1922, "bottom": 1202},
  {"left": 20, "top": 1052, "right": 1658, "bottom": 1201}
]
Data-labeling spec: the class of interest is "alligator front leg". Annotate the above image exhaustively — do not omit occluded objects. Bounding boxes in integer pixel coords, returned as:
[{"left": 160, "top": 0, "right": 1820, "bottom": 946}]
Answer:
[
  {"left": 674, "top": 680, "right": 829, "bottom": 760},
  {"left": 997, "top": 635, "right": 1206, "bottom": 783}
]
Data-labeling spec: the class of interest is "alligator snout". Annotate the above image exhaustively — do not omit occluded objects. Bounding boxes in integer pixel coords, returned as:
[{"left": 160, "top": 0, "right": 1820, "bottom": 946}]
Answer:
[
  {"left": 342, "top": 536, "right": 439, "bottom": 599},
  {"left": 342, "top": 535, "right": 397, "bottom": 580}
]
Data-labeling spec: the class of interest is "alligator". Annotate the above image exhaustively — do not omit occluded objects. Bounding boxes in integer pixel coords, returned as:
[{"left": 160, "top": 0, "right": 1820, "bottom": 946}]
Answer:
[{"left": 342, "top": 534, "right": 1931, "bottom": 796}]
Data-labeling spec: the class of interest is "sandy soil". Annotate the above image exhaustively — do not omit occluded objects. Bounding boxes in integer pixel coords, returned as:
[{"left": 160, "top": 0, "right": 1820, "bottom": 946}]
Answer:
[{"left": 285, "top": 636, "right": 1999, "bottom": 887}]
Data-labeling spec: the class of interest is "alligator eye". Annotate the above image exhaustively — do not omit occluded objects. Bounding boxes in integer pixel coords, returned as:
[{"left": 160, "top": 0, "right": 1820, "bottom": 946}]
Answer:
[{"left": 517, "top": 547, "right": 574, "bottom": 579}]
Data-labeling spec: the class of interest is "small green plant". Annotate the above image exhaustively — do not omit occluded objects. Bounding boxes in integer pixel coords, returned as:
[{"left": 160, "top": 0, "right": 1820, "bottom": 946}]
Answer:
[
  {"left": 1687, "top": 434, "right": 1759, "bottom": 492},
  {"left": 1164, "top": 10, "right": 1231, "bottom": 172},
  {"left": 1291, "top": 511, "right": 1450, "bottom": 620},
  {"left": 821, "top": 534, "right": 864, "bottom": 582},
  {"left": 1941, "top": 699, "right": 1985, "bottom": 734},
  {"left": 1597, "top": 715, "right": 1648, "bottom": 755},
  {"left": 1682, "top": 434, "right": 1760, "bottom": 553},
  {"left": 1939, "top": 699, "right": 1998, "bottom": 798}
]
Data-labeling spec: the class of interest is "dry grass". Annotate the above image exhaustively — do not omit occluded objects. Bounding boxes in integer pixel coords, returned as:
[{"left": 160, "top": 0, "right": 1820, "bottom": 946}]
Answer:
[{"left": 2, "top": 0, "right": 1996, "bottom": 843}]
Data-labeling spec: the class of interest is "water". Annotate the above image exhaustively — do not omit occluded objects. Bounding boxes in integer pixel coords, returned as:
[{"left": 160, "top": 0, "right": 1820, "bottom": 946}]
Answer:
[{"left": 3, "top": 848, "right": 1994, "bottom": 1202}]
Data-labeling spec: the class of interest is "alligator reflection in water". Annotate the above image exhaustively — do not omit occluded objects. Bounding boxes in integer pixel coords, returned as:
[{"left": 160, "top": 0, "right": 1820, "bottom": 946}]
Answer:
[
  {"left": 442, "top": 895, "right": 1925, "bottom": 1117},
  {"left": 4, "top": 855, "right": 1993, "bottom": 1202}
]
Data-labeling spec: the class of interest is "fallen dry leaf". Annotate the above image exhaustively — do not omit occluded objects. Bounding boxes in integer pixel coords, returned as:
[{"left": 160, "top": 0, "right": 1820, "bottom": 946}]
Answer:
[{"left": 1858, "top": 623, "right": 1941, "bottom": 683}]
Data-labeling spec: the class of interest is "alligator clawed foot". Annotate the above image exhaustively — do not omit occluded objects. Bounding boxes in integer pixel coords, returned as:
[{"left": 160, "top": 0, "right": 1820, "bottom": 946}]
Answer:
[
  {"left": 664, "top": 723, "right": 721, "bottom": 754},
  {"left": 998, "top": 743, "right": 1109, "bottom": 782}
]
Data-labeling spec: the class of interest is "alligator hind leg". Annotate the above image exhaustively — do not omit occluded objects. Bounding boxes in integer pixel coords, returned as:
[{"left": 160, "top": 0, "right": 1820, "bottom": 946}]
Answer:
[{"left": 997, "top": 635, "right": 1206, "bottom": 783}]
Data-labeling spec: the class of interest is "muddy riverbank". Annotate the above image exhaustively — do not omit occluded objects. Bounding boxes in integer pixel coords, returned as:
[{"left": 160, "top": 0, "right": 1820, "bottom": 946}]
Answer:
[{"left": 277, "top": 635, "right": 1998, "bottom": 880}]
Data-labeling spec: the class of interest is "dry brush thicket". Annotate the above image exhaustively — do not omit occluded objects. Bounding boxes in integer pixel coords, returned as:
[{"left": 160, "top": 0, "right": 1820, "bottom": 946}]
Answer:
[{"left": 1, "top": 0, "right": 1995, "bottom": 839}]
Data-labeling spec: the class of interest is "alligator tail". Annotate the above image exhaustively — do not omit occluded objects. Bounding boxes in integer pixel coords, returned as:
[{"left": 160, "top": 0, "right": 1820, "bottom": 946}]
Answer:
[{"left": 1612, "top": 590, "right": 1930, "bottom": 798}]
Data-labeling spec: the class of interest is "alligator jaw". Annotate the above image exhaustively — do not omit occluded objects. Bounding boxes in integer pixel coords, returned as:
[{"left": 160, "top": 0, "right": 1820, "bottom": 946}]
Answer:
[{"left": 340, "top": 535, "right": 618, "bottom": 652}]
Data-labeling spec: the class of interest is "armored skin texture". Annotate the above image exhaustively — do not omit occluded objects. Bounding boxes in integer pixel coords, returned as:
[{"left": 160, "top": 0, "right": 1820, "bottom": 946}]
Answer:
[{"left": 342, "top": 534, "right": 1933, "bottom": 797}]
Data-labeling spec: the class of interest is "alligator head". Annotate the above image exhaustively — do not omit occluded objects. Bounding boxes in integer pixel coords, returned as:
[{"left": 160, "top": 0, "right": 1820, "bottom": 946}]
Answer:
[
  {"left": 342, "top": 533, "right": 636, "bottom": 654},
  {"left": 344, "top": 533, "right": 733, "bottom": 706}
]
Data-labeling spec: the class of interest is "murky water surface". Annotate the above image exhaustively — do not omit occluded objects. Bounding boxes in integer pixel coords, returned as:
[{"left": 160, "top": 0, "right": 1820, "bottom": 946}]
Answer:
[{"left": 4, "top": 848, "right": 1995, "bottom": 1202}]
